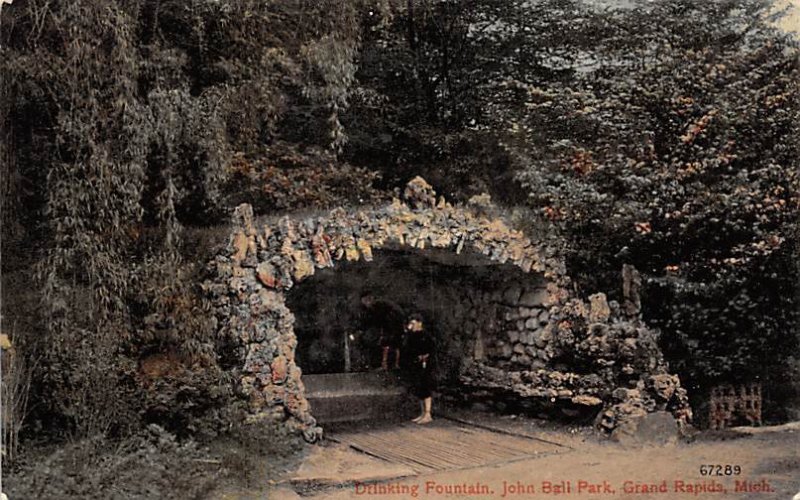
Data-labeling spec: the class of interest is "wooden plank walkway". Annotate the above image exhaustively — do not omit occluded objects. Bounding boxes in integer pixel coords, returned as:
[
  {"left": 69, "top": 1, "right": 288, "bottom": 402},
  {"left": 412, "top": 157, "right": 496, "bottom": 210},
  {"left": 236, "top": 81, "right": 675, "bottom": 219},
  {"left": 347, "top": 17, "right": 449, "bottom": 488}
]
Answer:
[{"left": 328, "top": 419, "right": 566, "bottom": 473}]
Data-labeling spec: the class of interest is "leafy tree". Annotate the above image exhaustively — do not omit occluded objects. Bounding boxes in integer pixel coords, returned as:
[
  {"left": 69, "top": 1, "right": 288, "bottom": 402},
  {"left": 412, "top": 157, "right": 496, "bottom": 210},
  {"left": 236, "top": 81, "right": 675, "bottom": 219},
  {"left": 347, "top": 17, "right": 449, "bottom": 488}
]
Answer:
[
  {"left": 489, "top": 0, "right": 800, "bottom": 418},
  {"left": 344, "top": 0, "right": 529, "bottom": 200},
  {"left": 0, "top": 0, "right": 369, "bottom": 436}
]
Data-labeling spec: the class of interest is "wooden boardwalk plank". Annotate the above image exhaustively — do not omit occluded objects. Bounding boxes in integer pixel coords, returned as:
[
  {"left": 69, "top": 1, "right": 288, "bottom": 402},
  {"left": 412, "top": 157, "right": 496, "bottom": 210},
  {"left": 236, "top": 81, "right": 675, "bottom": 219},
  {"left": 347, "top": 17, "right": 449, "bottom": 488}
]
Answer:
[
  {"left": 362, "top": 426, "right": 506, "bottom": 463},
  {"left": 345, "top": 434, "right": 443, "bottom": 471},
  {"left": 359, "top": 433, "right": 467, "bottom": 469},
  {"left": 330, "top": 420, "right": 563, "bottom": 473}
]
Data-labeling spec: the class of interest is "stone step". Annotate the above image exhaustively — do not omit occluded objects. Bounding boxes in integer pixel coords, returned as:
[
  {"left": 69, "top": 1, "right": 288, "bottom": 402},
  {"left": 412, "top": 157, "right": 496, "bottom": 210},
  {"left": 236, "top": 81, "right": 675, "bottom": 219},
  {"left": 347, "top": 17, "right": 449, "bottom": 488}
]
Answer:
[
  {"left": 308, "top": 392, "right": 417, "bottom": 424},
  {"left": 308, "top": 387, "right": 406, "bottom": 398},
  {"left": 304, "top": 372, "right": 417, "bottom": 424},
  {"left": 303, "top": 371, "right": 405, "bottom": 396}
]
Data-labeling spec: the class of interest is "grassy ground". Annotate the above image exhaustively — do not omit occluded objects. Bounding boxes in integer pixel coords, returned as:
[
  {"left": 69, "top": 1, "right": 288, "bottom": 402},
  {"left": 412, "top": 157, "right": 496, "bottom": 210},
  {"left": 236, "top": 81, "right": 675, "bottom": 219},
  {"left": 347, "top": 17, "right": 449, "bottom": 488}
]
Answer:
[{"left": 3, "top": 423, "right": 304, "bottom": 500}]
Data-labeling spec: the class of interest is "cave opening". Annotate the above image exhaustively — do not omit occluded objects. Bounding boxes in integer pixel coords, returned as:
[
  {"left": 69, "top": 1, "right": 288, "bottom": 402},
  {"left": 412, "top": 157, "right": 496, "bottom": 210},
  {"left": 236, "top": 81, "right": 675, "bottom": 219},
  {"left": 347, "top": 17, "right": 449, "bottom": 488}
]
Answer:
[{"left": 284, "top": 246, "right": 550, "bottom": 424}]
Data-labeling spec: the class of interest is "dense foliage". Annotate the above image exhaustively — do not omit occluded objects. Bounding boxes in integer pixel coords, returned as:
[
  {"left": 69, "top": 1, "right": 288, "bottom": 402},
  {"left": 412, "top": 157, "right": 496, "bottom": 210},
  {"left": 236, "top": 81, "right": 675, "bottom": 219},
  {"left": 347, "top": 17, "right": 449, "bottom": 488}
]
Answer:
[
  {"left": 1, "top": 0, "right": 798, "bottom": 448},
  {"left": 345, "top": 0, "right": 800, "bottom": 418},
  {"left": 1, "top": 0, "right": 376, "bottom": 438},
  {"left": 489, "top": 1, "right": 800, "bottom": 416}
]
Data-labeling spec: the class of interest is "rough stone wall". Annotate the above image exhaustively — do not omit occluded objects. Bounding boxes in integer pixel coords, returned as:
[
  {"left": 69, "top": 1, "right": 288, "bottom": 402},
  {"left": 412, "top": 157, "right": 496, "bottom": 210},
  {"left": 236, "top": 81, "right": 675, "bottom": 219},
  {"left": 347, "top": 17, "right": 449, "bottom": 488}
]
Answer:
[
  {"left": 461, "top": 289, "right": 693, "bottom": 434},
  {"left": 479, "top": 280, "right": 554, "bottom": 371},
  {"left": 204, "top": 177, "right": 692, "bottom": 439}
]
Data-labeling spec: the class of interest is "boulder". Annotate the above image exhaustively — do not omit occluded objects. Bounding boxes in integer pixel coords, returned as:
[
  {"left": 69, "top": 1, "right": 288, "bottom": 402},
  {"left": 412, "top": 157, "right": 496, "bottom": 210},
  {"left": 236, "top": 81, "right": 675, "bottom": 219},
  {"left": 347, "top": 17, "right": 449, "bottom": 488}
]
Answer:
[
  {"left": 403, "top": 176, "right": 437, "bottom": 208},
  {"left": 521, "top": 331, "right": 533, "bottom": 346},
  {"left": 503, "top": 285, "right": 523, "bottom": 304},
  {"left": 271, "top": 355, "right": 289, "bottom": 384},
  {"left": 538, "top": 310, "right": 550, "bottom": 324},
  {"left": 519, "top": 288, "right": 548, "bottom": 307},
  {"left": 516, "top": 354, "right": 532, "bottom": 366},
  {"left": 589, "top": 293, "right": 611, "bottom": 323},
  {"left": 257, "top": 261, "right": 281, "bottom": 288},
  {"left": 532, "top": 327, "right": 550, "bottom": 348},
  {"left": 531, "top": 359, "right": 547, "bottom": 370},
  {"left": 572, "top": 395, "right": 603, "bottom": 406},
  {"left": 610, "top": 411, "right": 680, "bottom": 447},
  {"left": 231, "top": 231, "right": 249, "bottom": 262},
  {"left": 648, "top": 374, "right": 679, "bottom": 401}
]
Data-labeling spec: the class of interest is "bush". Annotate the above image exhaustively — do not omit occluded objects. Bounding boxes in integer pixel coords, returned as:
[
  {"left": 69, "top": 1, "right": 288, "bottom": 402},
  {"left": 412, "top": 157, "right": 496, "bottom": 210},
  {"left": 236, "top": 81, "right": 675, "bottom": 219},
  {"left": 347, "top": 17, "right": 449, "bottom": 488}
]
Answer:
[
  {"left": 5, "top": 426, "right": 220, "bottom": 500},
  {"left": 0, "top": 0, "right": 368, "bottom": 441}
]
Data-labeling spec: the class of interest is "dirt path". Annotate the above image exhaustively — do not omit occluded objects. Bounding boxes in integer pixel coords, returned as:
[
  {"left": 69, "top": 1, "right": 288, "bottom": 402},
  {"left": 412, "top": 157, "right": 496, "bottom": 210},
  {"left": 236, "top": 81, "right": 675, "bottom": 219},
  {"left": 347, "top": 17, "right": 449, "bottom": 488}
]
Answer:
[{"left": 271, "top": 425, "right": 799, "bottom": 500}]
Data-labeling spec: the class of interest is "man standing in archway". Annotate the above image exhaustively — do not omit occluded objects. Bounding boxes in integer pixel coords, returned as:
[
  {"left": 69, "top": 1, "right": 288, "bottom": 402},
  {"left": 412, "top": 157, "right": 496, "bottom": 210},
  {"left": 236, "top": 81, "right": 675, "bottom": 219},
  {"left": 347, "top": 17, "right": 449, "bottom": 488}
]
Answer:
[
  {"left": 359, "top": 292, "right": 405, "bottom": 371},
  {"left": 406, "top": 313, "right": 435, "bottom": 424}
]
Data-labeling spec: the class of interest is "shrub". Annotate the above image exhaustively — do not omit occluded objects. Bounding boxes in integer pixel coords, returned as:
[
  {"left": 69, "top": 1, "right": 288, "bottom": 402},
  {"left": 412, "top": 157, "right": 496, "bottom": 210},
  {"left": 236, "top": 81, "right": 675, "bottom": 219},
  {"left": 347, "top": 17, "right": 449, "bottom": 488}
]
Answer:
[{"left": 5, "top": 426, "right": 220, "bottom": 500}]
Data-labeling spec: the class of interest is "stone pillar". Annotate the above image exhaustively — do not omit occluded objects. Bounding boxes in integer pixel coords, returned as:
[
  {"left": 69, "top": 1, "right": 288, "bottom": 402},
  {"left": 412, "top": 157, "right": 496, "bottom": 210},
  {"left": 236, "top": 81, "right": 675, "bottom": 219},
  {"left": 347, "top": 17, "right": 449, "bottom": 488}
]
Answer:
[{"left": 622, "top": 264, "right": 642, "bottom": 317}]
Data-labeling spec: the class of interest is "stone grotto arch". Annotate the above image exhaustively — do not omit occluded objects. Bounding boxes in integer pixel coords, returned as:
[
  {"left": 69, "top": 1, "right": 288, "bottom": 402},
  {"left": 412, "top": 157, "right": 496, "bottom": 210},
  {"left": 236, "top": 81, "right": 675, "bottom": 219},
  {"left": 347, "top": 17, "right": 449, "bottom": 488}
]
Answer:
[{"left": 204, "top": 177, "right": 691, "bottom": 441}]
